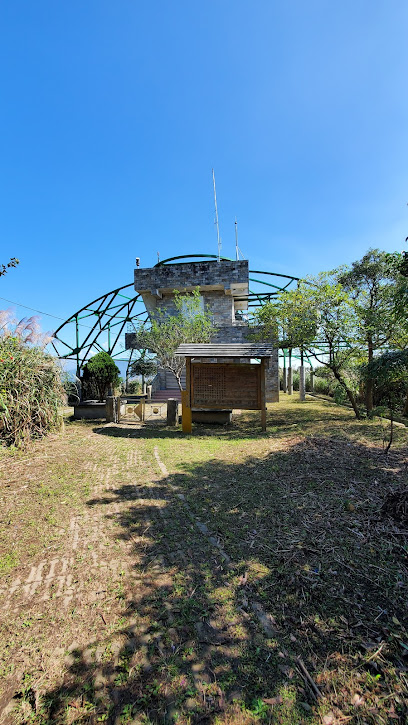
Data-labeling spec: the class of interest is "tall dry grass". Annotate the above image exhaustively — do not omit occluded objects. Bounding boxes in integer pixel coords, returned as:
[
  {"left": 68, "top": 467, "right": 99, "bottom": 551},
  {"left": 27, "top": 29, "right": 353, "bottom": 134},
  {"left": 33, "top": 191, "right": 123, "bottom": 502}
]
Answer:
[{"left": 0, "top": 310, "right": 64, "bottom": 446}]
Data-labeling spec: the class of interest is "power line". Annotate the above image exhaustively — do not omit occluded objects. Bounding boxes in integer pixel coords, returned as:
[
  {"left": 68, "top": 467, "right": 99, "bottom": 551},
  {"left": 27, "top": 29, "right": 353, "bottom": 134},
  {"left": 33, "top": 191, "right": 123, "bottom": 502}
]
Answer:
[{"left": 0, "top": 295, "right": 92, "bottom": 328}]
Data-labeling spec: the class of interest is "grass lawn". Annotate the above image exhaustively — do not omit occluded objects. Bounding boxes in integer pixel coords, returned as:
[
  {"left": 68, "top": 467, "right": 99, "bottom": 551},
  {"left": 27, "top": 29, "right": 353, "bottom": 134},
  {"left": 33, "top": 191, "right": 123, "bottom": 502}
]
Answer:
[{"left": 0, "top": 394, "right": 407, "bottom": 724}]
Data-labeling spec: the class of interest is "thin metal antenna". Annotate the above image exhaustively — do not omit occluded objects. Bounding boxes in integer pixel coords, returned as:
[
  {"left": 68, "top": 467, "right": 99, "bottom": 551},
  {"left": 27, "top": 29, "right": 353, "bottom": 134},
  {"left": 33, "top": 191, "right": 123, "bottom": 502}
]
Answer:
[
  {"left": 212, "top": 168, "right": 221, "bottom": 262},
  {"left": 235, "top": 217, "right": 239, "bottom": 260}
]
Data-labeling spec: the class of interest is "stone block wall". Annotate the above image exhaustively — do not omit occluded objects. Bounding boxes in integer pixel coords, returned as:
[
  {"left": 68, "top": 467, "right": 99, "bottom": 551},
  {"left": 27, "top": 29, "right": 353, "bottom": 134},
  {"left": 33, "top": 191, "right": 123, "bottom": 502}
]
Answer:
[
  {"left": 134, "top": 260, "right": 249, "bottom": 292},
  {"left": 157, "top": 291, "right": 235, "bottom": 326}
]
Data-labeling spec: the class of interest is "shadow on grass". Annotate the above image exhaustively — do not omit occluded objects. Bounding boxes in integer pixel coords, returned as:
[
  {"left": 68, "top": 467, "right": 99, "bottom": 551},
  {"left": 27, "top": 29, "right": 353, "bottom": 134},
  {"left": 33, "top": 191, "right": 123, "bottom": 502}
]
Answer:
[{"left": 26, "top": 423, "right": 408, "bottom": 724}]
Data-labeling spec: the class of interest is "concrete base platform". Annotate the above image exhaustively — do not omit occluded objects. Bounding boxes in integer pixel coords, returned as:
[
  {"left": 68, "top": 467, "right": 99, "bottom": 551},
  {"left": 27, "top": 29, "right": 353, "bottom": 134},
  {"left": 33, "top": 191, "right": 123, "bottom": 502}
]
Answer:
[
  {"left": 74, "top": 402, "right": 106, "bottom": 419},
  {"left": 74, "top": 401, "right": 127, "bottom": 420},
  {"left": 192, "top": 409, "right": 232, "bottom": 425}
]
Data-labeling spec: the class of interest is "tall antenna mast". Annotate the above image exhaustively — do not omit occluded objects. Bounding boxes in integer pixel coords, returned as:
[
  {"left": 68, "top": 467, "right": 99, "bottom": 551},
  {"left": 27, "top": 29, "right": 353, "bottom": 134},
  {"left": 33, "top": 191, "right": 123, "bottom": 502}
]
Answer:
[
  {"left": 235, "top": 217, "right": 239, "bottom": 260},
  {"left": 212, "top": 168, "right": 221, "bottom": 262}
]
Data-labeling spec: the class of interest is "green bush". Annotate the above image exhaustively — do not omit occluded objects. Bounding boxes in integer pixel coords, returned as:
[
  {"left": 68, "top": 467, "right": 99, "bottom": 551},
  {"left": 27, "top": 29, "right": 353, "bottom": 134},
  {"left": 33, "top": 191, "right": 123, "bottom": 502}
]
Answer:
[
  {"left": 127, "top": 379, "right": 141, "bottom": 394},
  {"left": 333, "top": 383, "right": 348, "bottom": 405},
  {"left": 313, "top": 378, "right": 331, "bottom": 395},
  {"left": 0, "top": 314, "right": 64, "bottom": 446},
  {"left": 82, "top": 352, "right": 121, "bottom": 401}
]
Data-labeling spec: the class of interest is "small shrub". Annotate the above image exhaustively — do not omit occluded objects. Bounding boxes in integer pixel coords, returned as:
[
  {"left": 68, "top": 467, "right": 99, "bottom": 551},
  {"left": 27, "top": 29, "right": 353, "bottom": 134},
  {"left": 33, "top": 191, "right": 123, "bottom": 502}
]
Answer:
[{"left": 81, "top": 352, "right": 120, "bottom": 401}]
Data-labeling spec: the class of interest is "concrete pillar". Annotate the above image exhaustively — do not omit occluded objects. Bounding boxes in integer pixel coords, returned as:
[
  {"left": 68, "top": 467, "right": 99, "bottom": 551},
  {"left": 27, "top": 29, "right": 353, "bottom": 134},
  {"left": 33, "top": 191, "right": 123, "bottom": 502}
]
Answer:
[
  {"left": 299, "top": 365, "right": 306, "bottom": 401},
  {"left": 106, "top": 396, "right": 121, "bottom": 423},
  {"left": 309, "top": 369, "right": 314, "bottom": 392},
  {"left": 106, "top": 396, "right": 115, "bottom": 422},
  {"left": 265, "top": 351, "right": 279, "bottom": 402},
  {"left": 287, "top": 368, "right": 293, "bottom": 395},
  {"left": 147, "top": 385, "right": 152, "bottom": 401},
  {"left": 167, "top": 398, "right": 178, "bottom": 426},
  {"left": 142, "top": 382, "right": 147, "bottom": 395},
  {"left": 282, "top": 366, "right": 287, "bottom": 393}
]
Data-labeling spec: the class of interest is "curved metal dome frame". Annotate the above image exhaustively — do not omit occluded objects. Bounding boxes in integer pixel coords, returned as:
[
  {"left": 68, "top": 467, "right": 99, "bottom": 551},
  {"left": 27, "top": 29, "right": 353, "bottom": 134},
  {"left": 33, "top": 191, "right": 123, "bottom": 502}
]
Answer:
[{"left": 50, "top": 254, "right": 301, "bottom": 376}]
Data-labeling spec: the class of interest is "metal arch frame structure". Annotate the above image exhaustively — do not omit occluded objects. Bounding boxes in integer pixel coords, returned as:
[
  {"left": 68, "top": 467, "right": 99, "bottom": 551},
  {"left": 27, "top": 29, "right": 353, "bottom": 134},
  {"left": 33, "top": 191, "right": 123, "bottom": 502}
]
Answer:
[
  {"left": 50, "top": 284, "right": 148, "bottom": 378},
  {"left": 50, "top": 253, "right": 305, "bottom": 376}
]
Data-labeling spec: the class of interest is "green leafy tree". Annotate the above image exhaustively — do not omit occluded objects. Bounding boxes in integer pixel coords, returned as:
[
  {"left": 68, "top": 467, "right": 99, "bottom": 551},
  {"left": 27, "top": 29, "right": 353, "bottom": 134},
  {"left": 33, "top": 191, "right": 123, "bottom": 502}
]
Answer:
[
  {"left": 82, "top": 352, "right": 120, "bottom": 402},
  {"left": 253, "top": 274, "right": 361, "bottom": 417},
  {"left": 362, "top": 350, "right": 408, "bottom": 452},
  {"left": 134, "top": 289, "right": 213, "bottom": 391},
  {"left": 0, "top": 258, "right": 19, "bottom": 277},
  {"left": 253, "top": 286, "right": 318, "bottom": 398},
  {"left": 400, "top": 238, "right": 408, "bottom": 277},
  {"left": 129, "top": 352, "right": 157, "bottom": 389},
  {"left": 253, "top": 287, "right": 317, "bottom": 350},
  {"left": 296, "top": 275, "right": 362, "bottom": 417},
  {"left": 338, "top": 249, "right": 404, "bottom": 414}
]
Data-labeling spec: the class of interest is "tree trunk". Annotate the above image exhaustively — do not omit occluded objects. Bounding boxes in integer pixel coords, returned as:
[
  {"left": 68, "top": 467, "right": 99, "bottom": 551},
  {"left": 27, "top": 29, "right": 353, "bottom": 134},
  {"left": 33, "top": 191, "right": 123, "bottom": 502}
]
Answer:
[
  {"left": 403, "top": 390, "right": 408, "bottom": 417},
  {"left": 366, "top": 339, "right": 374, "bottom": 415},
  {"left": 385, "top": 408, "right": 394, "bottom": 454},
  {"left": 333, "top": 369, "right": 360, "bottom": 419}
]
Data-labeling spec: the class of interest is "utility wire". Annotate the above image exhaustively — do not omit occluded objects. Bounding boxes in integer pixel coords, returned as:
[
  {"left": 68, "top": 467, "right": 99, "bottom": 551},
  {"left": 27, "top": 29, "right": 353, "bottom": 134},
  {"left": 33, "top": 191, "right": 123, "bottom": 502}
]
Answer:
[{"left": 0, "top": 295, "right": 92, "bottom": 328}]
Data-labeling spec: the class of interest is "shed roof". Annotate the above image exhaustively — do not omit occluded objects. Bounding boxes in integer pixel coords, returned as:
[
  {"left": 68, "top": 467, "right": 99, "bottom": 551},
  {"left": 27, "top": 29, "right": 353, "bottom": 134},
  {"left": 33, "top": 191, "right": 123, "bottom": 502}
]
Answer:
[{"left": 174, "top": 343, "right": 274, "bottom": 357}]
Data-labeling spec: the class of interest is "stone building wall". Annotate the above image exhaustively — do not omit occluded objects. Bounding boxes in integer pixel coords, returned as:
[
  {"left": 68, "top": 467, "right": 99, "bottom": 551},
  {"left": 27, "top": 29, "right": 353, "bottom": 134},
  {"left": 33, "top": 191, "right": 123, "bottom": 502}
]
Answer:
[
  {"left": 126, "top": 258, "right": 279, "bottom": 402},
  {"left": 157, "top": 291, "right": 235, "bottom": 326},
  {"left": 134, "top": 260, "right": 249, "bottom": 293}
]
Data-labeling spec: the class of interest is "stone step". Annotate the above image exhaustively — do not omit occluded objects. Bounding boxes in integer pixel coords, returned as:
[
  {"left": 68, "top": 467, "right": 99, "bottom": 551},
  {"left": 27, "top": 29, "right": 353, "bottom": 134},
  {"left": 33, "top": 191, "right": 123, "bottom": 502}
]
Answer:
[{"left": 151, "top": 390, "right": 182, "bottom": 402}]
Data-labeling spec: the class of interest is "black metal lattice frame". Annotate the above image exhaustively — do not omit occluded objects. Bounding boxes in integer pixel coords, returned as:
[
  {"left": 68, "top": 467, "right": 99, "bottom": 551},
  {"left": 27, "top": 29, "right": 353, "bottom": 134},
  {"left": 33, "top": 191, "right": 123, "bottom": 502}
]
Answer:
[{"left": 51, "top": 254, "right": 316, "bottom": 375}]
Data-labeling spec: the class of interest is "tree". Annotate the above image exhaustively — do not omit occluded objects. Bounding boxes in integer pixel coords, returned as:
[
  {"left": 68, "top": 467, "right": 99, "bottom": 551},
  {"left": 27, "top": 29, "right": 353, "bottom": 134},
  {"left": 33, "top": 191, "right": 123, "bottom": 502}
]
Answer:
[
  {"left": 252, "top": 286, "right": 318, "bottom": 398},
  {"left": 400, "top": 238, "right": 408, "bottom": 277},
  {"left": 82, "top": 352, "right": 120, "bottom": 402},
  {"left": 253, "top": 274, "right": 362, "bottom": 417},
  {"left": 0, "top": 258, "right": 19, "bottom": 277},
  {"left": 129, "top": 352, "right": 157, "bottom": 390},
  {"left": 362, "top": 350, "right": 408, "bottom": 452},
  {"left": 134, "top": 289, "right": 213, "bottom": 391},
  {"left": 337, "top": 249, "right": 404, "bottom": 414}
]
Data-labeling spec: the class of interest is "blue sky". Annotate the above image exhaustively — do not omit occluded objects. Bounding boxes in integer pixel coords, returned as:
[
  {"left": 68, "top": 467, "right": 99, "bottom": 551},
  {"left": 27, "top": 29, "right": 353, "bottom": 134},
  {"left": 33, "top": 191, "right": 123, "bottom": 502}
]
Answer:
[{"left": 1, "top": 1, "right": 408, "bottom": 357}]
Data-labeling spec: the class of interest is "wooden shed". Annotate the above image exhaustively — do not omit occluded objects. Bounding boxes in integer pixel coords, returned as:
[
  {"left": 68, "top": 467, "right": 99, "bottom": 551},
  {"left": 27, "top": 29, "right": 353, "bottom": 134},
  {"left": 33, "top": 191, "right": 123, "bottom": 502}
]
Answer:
[{"left": 175, "top": 343, "right": 275, "bottom": 432}]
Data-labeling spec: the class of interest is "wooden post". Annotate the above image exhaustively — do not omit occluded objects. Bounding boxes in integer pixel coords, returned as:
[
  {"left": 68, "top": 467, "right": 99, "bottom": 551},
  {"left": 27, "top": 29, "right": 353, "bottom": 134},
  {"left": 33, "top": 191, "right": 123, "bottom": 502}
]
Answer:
[
  {"left": 182, "top": 358, "right": 192, "bottom": 433},
  {"left": 167, "top": 398, "right": 178, "bottom": 426},
  {"left": 260, "top": 358, "right": 267, "bottom": 432},
  {"left": 185, "top": 358, "right": 191, "bottom": 407},
  {"left": 181, "top": 391, "right": 192, "bottom": 433}
]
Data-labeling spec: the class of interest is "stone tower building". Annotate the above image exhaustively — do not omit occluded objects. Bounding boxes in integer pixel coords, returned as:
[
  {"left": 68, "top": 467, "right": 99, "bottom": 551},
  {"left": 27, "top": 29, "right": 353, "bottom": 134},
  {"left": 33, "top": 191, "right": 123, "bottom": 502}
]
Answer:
[{"left": 125, "top": 259, "right": 279, "bottom": 402}]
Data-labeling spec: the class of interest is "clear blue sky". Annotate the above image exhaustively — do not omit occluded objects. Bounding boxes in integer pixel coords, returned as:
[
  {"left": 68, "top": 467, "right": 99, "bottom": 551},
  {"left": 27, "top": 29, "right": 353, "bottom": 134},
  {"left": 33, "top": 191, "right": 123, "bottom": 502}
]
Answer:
[{"left": 1, "top": 0, "right": 408, "bottom": 339}]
